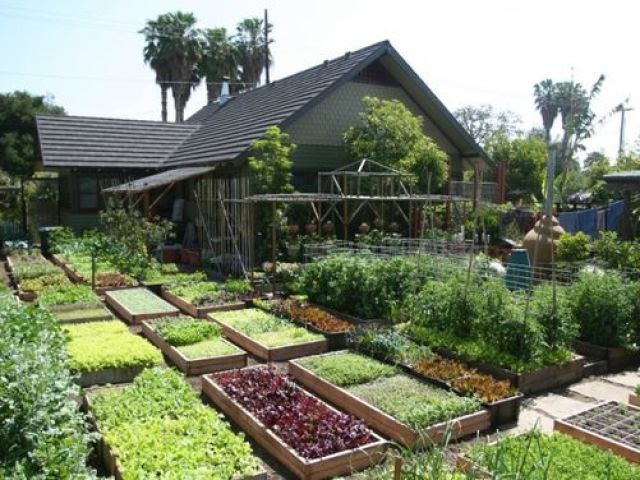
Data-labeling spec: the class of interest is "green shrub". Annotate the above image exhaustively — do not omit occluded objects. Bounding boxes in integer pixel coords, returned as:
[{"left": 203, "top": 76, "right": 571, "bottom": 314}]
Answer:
[
  {"left": 90, "top": 368, "right": 261, "bottom": 479},
  {"left": 296, "top": 352, "right": 397, "bottom": 387},
  {"left": 223, "top": 279, "right": 252, "bottom": 294},
  {"left": 64, "top": 321, "right": 162, "bottom": 372},
  {"left": 570, "top": 271, "right": 635, "bottom": 347},
  {"left": 38, "top": 283, "right": 97, "bottom": 307},
  {"left": 528, "top": 284, "right": 577, "bottom": 350},
  {"left": 351, "top": 327, "right": 432, "bottom": 365},
  {"left": 557, "top": 232, "right": 592, "bottom": 262},
  {"left": 0, "top": 303, "right": 95, "bottom": 478},
  {"left": 155, "top": 318, "right": 222, "bottom": 347}
]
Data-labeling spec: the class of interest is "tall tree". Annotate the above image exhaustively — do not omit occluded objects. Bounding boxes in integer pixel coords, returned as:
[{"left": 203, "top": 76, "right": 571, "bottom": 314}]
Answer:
[
  {"left": 235, "top": 17, "right": 273, "bottom": 89},
  {"left": 199, "top": 27, "right": 241, "bottom": 103},
  {"left": 453, "top": 104, "right": 521, "bottom": 146},
  {"left": 0, "top": 91, "right": 64, "bottom": 177},
  {"left": 140, "top": 12, "right": 203, "bottom": 123},
  {"left": 533, "top": 79, "right": 560, "bottom": 146},
  {"left": 344, "top": 96, "right": 448, "bottom": 192}
]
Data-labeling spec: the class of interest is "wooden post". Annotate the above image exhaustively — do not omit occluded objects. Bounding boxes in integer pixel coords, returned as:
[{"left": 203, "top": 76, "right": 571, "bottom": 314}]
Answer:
[
  {"left": 20, "top": 178, "right": 27, "bottom": 235},
  {"left": 472, "top": 161, "right": 481, "bottom": 212},
  {"left": 143, "top": 190, "right": 151, "bottom": 218},
  {"left": 342, "top": 174, "right": 348, "bottom": 240},
  {"left": 393, "top": 457, "right": 402, "bottom": 480},
  {"left": 271, "top": 202, "right": 277, "bottom": 291}
]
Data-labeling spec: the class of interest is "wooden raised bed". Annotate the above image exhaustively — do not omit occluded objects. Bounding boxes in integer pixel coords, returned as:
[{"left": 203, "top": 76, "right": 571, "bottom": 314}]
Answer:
[
  {"left": 161, "top": 286, "right": 246, "bottom": 318},
  {"left": 50, "top": 254, "right": 67, "bottom": 267},
  {"left": 17, "top": 289, "right": 36, "bottom": 302},
  {"left": 141, "top": 320, "right": 247, "bottom": 375},
  {"left": 83, "top": 391, "right": 267, "bottom": 480},
  {"left": 209, "top": 314, "right": 328, "bottom": 362},
  {"left": 49, "top": 301, "right": 113, "bottom": 324},
  {"left": 574, "top": 340, "right": 640, "bottom": 372},
  {"left": 104, "top": 288, "right": 179, "bottom": 324},
  {"left": 5, "top": 255, "right": 15, "bottom": 273},
  {"left": 288, "top": 356, "right": 491, "bottom": 449},
  {"left": 202, "top": 373, "right": 387, "bottom": 480},
  {"left": 436, "top": 347, "right": 585, "bottom": 394},
  {"left": 77, "top": 366, "right": 146, "bottom": 387},
  {"left": 630, "top": 393, "right": 640, "bottom": 408},
  {"left": 554, "top": 401, "right": 640, "bottom": 463}
]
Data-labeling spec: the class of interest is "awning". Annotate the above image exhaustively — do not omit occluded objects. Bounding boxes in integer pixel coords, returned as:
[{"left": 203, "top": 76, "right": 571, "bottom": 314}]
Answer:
[
  {"left": 102, "top": 166, "right": 215, "bottom": 194},
  {"left": 604, "top": 170, "right": 640, "bottom": 185}
]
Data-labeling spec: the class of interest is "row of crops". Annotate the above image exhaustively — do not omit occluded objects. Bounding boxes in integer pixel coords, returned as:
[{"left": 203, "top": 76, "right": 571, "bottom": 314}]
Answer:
[{"left": 1, "top": 246, "right": 640, "bottom": 479}]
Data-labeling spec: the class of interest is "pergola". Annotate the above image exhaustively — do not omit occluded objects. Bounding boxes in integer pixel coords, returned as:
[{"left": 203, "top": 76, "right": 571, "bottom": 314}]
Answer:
[
  {"left": 604, "top": 170, "right": 640, "bottom": 239},
  {"left": 243, "top": 159, "right": 471, "bottom": 278}
]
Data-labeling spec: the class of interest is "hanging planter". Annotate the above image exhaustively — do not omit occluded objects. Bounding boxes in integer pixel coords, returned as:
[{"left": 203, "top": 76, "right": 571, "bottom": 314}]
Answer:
[
  {"left": 388, "top": 222, "right": 400, "bottom": 232},
  {"left": 359, "top": 222, "right": 370, "bottom": 234},
  {"left": 288, "top": 224, "right": 299, "bottom": 236},
  {"left": 304, "top": 222, "right": 317, "bottom": 234},
  {"left": 373, "top": 217, "right": 383, "bottom": 229},
  {"left": 322, "top": 220, "right": 334, "bottom": 234}
]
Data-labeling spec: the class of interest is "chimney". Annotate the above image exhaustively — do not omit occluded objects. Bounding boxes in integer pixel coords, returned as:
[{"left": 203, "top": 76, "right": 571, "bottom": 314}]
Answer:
[{"left": 219, "top": 76, "right": 230, "bottom": 105}]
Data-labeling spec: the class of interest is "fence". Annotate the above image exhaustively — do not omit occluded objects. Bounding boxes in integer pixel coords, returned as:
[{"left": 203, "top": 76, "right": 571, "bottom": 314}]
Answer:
[{"left": 450, "top": 181, "right": 497, "bottom": 203}]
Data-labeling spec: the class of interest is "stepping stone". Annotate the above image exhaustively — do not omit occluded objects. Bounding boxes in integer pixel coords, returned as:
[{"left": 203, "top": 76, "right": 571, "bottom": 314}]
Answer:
[
  {"left": 603, "top": 370, "right": 640, "bottom": 389},
  {"left": 528, "top": 393, "right": 593, "bottom": 419},
  {"left": 509, "top": 407, "right": 554, "bottom": 435},
  {"left": 568, "top": 378, "right": 632, "bottom": 403}
]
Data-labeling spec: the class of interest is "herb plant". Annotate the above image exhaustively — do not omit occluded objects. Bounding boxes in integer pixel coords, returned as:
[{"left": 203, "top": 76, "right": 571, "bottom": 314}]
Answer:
[
  {"left": 214, "top": 366, "right": 374, "bottom": 459},
  {"left": 64, "top": 320, "right": 162, "bottom": 373},
  {"left": 297, "top": 352, "right": 397, "bottom": 387},
  {"left": 346, "top": 374, "right": 481, "bottom": 430},
  {"left": 352, "top": 327, "right": 432, "bottom": 364},
  {"left": 38, "top": 283, "right": 97, "bottom": 307},
  {"left": 269, "top": 298, "right": 353, "bottom": 333},
  {"left": 214, "top": 308, "right": 324, "bottom": 347},
  {"left": 154, "top": 317, "right": 222, "bottom": 346},
  {"left": 90, "top": 368, "right": 261, "bottom": 479}
]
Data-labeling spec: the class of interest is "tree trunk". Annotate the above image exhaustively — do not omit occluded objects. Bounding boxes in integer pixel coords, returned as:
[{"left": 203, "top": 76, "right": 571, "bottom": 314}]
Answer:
[
  {"left": 206, "top": 83, "right": 216, "bottom": 104},
  {"left": 174, "top": 94, "right": 182, "bottom": 123},
  {"left": 161, "top": 85, "right": 168, "bottom": 123}
]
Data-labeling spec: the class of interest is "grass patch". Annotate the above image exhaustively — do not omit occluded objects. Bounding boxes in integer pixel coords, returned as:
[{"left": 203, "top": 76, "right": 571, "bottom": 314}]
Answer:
[
  {"left": 297, "top": 352, "right": 397, "bottom": 387},
  {"left": 346, "top": 374, "right": 481, "bottom": 430},
  {"left": 63, "top": 321, "right": 162, "bottom": 373},
  {"left": 54, "top": 307, "right": 112, "bottom": 323},
  {"left": 215, "top": 308, "right": 323, "bottom": 347}
]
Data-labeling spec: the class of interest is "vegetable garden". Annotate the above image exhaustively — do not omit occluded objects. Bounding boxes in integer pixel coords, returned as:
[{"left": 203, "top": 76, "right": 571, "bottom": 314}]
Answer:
[{"left": 2, "top": 231, "right": 640, "bottom": 479}]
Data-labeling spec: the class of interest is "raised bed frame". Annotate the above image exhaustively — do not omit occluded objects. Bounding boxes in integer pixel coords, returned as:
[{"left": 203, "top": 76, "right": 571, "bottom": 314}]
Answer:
[
  {"left": 49, "top": 301, "right": 113, "bottom": 324},
  {"left": 161, "top": 286, "right": 246, "bottom": 318},
  {"left": 83, "top": 390, "right": 267, "bottom": 480},
  {"left": 141, "top": 320, "right": 247, "bottom": 375},
  {"left": 208, "top": 313, "right": 328, "bottom": 362},
  {"left": 630, "top": 393, "right": 640, "bottom": 408},
  {"left": 435, "top": 347, "right": 585, "bottom": 394},
  {"left": 202, "top": 371, "right": 387, "bottom": 480},
  {"left": 288, "top": 353, "right": 491, "bottom": 449},
  {"left": 77, "top": 366, "right": 146, "bottom": 387},
  {"left": 574, "top": 340, "right": 640, "bottom": 373},
  {"left": 105, "top": 288, "right": 179, "bottom": 324},
  {"left": 554, "top": 401, "right": 640, "bottom": 463},
  {"left": 252, "top": 300, "right": 356, "bottom": 350}
]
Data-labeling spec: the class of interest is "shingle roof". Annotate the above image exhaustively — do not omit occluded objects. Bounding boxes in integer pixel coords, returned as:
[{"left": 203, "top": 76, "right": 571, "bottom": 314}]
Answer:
[
  {"left": 36, "top": 40, "right": 489, "bottom": 170},
  {"left": 168, "top": 41, "right": 390, "bottom": 166},
  {"left": 36, "top": 115, "right": 199, "bottom": 168},
  {"left": 102, "top": 166, "right": 215, "bottom": 193}
]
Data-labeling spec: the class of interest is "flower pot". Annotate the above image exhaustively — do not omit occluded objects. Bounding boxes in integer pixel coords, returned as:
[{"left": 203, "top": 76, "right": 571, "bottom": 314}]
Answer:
[
  {"left": 288, "top": 224, "right": 299, "bottom": 236},
  {"left": 373, "top": 218, "right": 383, "bottom": 229},
  {"left": 389, "top": 222, "right": 400, "bottom": 232},
  {"left": 359, "top": 222, "right": 370, "bottom": 234},
  {"left": 161, "top": 247, "right": 180, "bottom": 263},
  {"left": 322, "top": 221, "right": 334, "bottom": 233},
  {"left": 187, "top": 249, "right": 201, "bottom": 266},
  {"left": 180, "top": 249, "right": 191, "bottom": 264},
  {"left": 304, "top": 223, "right": 317, "bottom": 234}
]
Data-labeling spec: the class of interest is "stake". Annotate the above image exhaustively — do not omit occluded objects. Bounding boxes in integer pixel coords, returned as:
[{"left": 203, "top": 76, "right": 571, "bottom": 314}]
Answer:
[{"left": 271, "top": 202, "right": 277, "bottom": 292}]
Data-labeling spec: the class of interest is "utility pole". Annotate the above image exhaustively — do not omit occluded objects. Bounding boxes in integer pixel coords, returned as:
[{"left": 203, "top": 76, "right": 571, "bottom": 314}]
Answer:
[
  {"left": 615, "top": 104, "right": 633, "bottom": 158},
  {"left": 264, "top": 9, "right": 270, "bottom": 84}
]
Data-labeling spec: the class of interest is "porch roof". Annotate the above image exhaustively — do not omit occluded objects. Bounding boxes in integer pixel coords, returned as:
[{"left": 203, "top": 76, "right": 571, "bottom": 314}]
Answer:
[{"left": 101, "top": 166, "right": 215, "bottom": 194}]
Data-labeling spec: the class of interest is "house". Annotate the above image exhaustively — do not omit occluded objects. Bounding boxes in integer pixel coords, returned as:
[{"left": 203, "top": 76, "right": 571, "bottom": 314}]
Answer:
[{"left": 36, "top": 40, "right": 494, "bottom": 268}]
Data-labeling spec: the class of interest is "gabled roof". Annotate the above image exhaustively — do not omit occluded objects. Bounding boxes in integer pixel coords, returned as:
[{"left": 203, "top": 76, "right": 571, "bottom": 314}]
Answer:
[
  {"left": 37, "top": 40, "right": 489, "bottom": 170},
  {"left": 36, "top": 115, "right": 198, "bottom": 168},
  {"left": 102, "top": 166, "right": 215, "bottom": 193}
]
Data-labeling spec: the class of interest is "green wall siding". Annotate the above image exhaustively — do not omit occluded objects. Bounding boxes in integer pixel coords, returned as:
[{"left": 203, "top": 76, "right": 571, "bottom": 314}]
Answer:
[{"left": 286, "top": 80, "right": 457, "bottom": 154}]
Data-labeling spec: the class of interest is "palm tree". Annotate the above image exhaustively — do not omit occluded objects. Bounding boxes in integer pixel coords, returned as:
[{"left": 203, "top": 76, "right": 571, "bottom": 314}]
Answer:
[
  {"left": 140, "top": 12, "right": 203, "bottom": 123},
  {"left": 199, "top": 28, "right": 241, "bottom": 103},
  {"left": 140, "top": 18, "right": 172, "bottom": 122},
  {"left": 533, "top": 79, "right": 559, "bottom": 146},
  {"left": 235, "top": 17, "right": 273, "bottom": 89}
]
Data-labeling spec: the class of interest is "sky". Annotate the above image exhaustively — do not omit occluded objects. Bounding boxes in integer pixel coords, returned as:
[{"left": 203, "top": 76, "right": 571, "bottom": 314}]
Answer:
[{"left": 1, "top": 0, "right": 638, "bottom": 161}]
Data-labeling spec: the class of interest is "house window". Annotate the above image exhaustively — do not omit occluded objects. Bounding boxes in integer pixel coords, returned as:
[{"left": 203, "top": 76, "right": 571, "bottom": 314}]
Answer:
[{"left": 78, "top": 177, "right": 98, "bottom": 211}]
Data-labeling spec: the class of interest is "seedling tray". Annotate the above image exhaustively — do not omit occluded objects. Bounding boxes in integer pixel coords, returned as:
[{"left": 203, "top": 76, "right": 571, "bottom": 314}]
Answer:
[
  {"left": 289, "top": 353, "right": 491, "bottom": 449},
  {"left": 209, "top": 313, "right": 328, "bottom": 362},
  {"left": 574, "top": 340, "right": 640, "bottom": 372},
  {"left": 202, "top": 371, "right": 387, "bottom": 480},
  {"left": 105, "top": 287, "right": 179, "bottom": 324},
  {"left": 161, "top": 286, "right": 246, "bottom": 318},
  {"left": 83, "top": 390, "right": 267, "bottom": 480},
  {"left": 141, "top": 320, "right": 247, "bottom": 375},
  {"left": 554, "top": 401, "right": 640, "bottom": 463}
]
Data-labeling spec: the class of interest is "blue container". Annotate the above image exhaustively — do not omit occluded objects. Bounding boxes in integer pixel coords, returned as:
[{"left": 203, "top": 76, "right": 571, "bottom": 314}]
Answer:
[{"left": 505, "top": 248, "right": 532, "bottom": 291}]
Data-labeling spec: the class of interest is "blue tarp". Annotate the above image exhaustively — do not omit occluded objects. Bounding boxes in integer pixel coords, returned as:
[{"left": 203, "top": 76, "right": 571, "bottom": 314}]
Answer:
[
  {"left": 558, "top": 200, "right": 625, "bottom": 237},
  {"left": 607, "top": 200, "right": 624, "bottom": 232}
]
